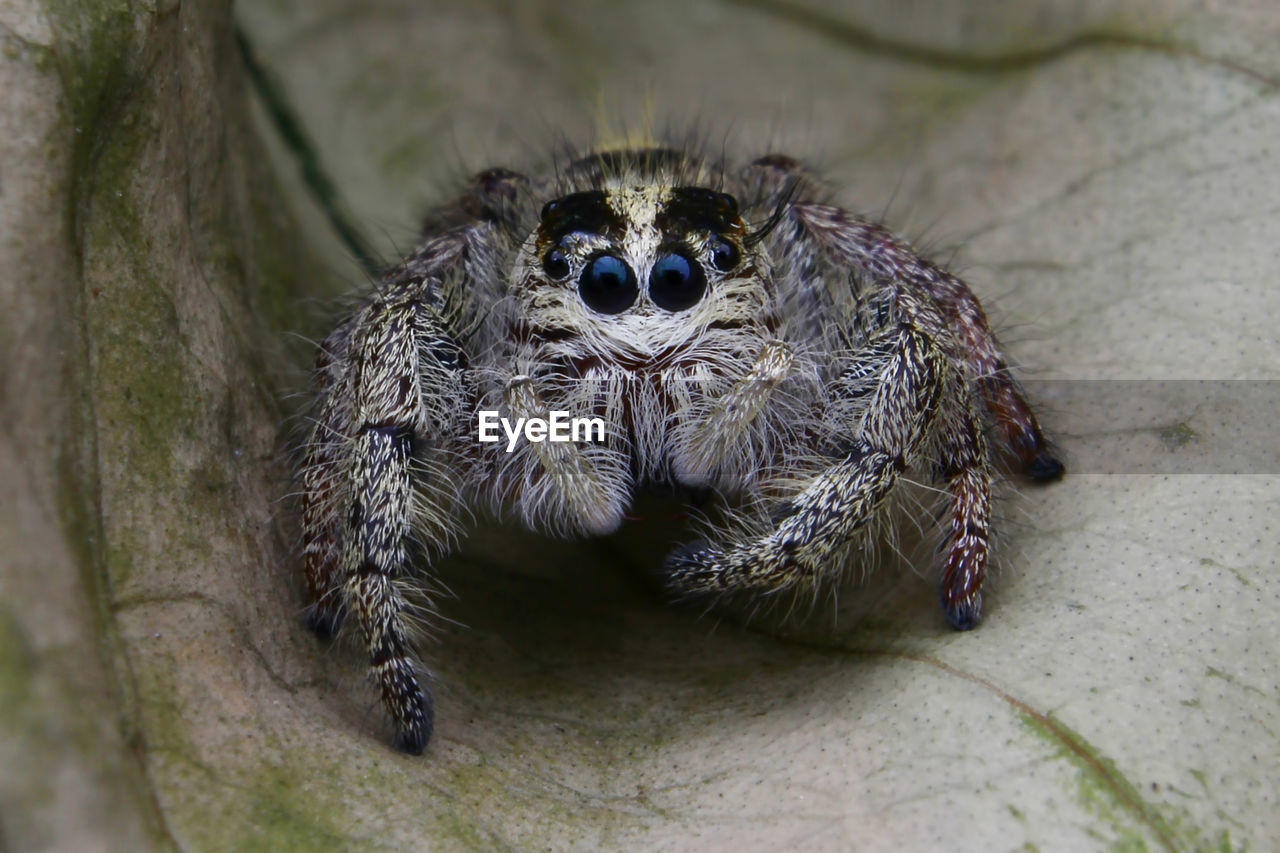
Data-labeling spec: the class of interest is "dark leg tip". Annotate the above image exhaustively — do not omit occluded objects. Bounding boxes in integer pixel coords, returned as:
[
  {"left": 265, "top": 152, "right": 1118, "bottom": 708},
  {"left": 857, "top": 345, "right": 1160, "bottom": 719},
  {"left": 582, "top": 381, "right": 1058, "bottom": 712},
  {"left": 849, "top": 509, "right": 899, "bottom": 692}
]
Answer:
[
  {"left": 305, "top": 606, "right": 344, "bottom": 639},
  {"left": 943, "top": 592, "right": 983, "bottom": 631},
  {"left": 392, "top": 695, "right": 434, "bottom": 756},
  {"left": 1026, "top": 451, "right": 1065, "bottom": 483},
  {"left": 393, "top": 727, "right": 429, "bottom": 755}
]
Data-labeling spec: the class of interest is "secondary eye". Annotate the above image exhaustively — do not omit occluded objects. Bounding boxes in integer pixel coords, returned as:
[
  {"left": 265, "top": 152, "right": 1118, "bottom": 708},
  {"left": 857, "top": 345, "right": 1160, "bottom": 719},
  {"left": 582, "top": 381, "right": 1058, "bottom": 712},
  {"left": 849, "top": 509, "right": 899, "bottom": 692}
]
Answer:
[
  {"left": 649, "top": 252, "right": 707, "bottom": 312},
  {"left": 542, "top": 247, "right": 571, "bottom": 279},
  {"left": 710, "top": 238, "right": 740, "bottom": 272},
  {"left": 578, "top": 254, "right": 637, "bottom": 314}
]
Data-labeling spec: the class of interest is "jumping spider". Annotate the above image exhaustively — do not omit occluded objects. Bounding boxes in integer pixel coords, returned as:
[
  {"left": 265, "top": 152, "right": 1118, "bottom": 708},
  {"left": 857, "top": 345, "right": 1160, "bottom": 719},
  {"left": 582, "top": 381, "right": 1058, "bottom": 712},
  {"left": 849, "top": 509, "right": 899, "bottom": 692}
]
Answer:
[{"left": 298, "top": 145, "right": 1063, "bottom": 754}]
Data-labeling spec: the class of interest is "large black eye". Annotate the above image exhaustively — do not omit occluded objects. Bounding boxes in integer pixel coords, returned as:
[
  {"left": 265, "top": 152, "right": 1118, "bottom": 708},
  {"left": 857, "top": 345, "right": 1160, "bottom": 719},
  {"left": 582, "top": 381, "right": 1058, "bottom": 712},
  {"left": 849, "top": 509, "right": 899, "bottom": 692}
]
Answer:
[
  {"left": 710, "top": 238, "right": 740, "bottom": 272},
  {"left": 578, "top": 254, "right": 637, "bottom": 314},
  {"left": 649, "top": 252, "right": 707, "bottom": 312}
]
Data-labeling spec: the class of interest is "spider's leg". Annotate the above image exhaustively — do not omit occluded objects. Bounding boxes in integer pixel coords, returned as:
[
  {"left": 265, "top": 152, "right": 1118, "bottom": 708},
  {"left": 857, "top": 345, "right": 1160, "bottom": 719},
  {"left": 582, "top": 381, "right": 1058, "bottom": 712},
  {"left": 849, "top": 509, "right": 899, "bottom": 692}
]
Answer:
[
  {"left": 334, "top": 289, "right": 469, "bottom": 755},
  {"left": 671, "top": 338, "right": 794, "bottom": 489},
  {"left": 932, "top": 374, "right": 995, "bottom": 629},
  {"left": 501, "top": 375, "right": 630, "bottom": 535},
  {"left": 300, "top": 321, "right": 356, "bottom": 638},
  {"left": 664, "top": 320, "right": 944, "bottom": 597},
  {"left": 739, "top": 151, "right": 1062, "bottom": 482},
  {"left": 789, "top": 201, "right": 1062, "bottom": 481},
  {"left": 299, "top": 168, "right": 527, "bottom": 753}
]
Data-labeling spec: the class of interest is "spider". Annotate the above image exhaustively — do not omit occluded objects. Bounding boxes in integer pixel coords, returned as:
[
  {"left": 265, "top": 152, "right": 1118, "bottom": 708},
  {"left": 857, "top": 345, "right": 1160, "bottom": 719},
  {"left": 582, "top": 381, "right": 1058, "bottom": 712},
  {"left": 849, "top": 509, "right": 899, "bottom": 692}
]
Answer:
[{"left": 297, "top": 144, "right": 1063, "bottom": 754}]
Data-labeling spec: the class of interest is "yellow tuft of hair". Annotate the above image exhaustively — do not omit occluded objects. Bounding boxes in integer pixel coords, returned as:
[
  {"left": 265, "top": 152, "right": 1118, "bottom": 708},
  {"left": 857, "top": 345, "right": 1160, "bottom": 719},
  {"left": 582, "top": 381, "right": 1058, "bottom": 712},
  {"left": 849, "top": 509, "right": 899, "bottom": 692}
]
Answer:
[{"left": 591, "top": 93, "right": 660, "bottom": 154}]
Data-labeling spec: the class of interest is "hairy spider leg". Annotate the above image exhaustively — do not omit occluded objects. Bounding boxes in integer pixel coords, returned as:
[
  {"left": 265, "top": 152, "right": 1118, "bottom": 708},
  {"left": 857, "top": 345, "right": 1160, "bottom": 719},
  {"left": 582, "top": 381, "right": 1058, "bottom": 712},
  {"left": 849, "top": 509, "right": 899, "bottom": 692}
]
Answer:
[
  {"left": 664, "top": 320, "right": 946, "bottom": 596},
  {"left": 742, "top": 153, "right": 1063, "bottom": 481}
]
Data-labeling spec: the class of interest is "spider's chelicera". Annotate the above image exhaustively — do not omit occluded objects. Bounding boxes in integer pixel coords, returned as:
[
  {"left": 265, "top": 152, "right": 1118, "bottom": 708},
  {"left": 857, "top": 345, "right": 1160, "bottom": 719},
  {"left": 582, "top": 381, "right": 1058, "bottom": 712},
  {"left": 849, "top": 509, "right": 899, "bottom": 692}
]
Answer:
[{"left": 298, "top": 146, "right": 1063, "bottom": 754}]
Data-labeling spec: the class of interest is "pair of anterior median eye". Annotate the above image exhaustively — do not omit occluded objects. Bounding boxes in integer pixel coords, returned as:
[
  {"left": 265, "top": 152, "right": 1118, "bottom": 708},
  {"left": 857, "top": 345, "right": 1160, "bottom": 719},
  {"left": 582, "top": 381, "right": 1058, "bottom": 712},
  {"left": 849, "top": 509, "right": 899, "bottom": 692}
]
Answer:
[{"left": 542, "top": 240, "right": 740, "bottom": 314}]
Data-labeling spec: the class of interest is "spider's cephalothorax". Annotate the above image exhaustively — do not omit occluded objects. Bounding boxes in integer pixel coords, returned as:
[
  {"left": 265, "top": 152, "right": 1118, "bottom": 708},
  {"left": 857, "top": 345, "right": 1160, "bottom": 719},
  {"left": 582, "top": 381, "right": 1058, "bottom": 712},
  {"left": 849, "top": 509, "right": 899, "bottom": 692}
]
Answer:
[{"left": 297, "top": 146, "right": 1063, "bottom": 754}]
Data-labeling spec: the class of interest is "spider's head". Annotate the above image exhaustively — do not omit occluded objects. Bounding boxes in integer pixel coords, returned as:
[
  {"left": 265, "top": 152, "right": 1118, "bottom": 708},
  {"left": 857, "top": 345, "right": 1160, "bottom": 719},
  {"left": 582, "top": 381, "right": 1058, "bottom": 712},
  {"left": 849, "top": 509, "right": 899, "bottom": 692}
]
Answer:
[{"left": 511, "top": 183, "right": 773, "bottom": 364}]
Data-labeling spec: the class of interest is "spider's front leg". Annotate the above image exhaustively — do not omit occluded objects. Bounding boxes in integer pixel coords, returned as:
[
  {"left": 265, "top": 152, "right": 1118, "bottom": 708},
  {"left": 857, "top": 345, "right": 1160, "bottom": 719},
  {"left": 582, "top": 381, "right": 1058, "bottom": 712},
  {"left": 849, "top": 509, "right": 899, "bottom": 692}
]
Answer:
[
  {"left": 302, "top": 283, "right": 468, "bottom": 754},
  {"left": 501, "top": 375, "right": 630, "bottom": 535},
  {"left": 300, "top": 169, "right": 527, "bottom": 753},
  {"left": 671, "top": 338, "right": 795, "bottom": 491},
  {"left": 665, "top": 314, "right": 946, "bottom": 600}
]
